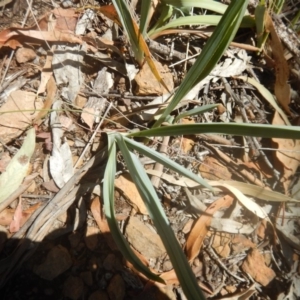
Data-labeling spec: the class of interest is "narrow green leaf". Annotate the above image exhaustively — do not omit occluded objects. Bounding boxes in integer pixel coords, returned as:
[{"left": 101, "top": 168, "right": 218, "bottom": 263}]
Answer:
[
  {"left": 103, "top": 134, "right": 163, "bottom": 283},
  {"left": 123, "top": 136, "right": 212, "bottom": 190},
  {"left": 255, "top": 3, "right": 268, "bottom": 49},
  {"left": 154, "top": 14, "right": 253, "bottom": 33},
  {"left": 0, "top": 128, "right": 35, "bottom": 203},
  {"left": 148, "top": 4, "right": 173, "bottom": 36},
  {"left": 162, "top": 0, "right": 228, "bottom": 14},
  {"left": 112, "top": 0, "right": 144, "bottom": 64},
  {"left": 128, "top": 123, "right": 300, "bottom": 140},
  {"left": 175, "top": 104, "right": 219, "bottom": 122},
  {"left": 153, "top": 0, "right": 249, "bottom": 127},
  {"left": 271, "top": 0, "right": 284, "bottom": 14},
  {"left": 116, "top": 134, "right": 206, "bottom": 300},
  {"left": 140, "top": 0, "right": 152, "bottom": 37}
]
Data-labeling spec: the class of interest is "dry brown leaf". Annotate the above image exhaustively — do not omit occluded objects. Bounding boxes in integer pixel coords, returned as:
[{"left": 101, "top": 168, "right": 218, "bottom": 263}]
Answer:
[
  {"left": 37, "top": 50, "right": 54, "bottom": 95},
  {"left": 51, "top": 8, "right": 78, "bottom": 32},
  {"left": 0, "top": 202, "right": 40, "bottom": 229},
  {"left": 34, "top": 75, "right": 57, "bottom": 125},
  {"left": 114, "top": 174, "right": 148, "bottom": 214},
  {"left": 172, "top": 119, "right": 196, "bottom": 153},
  {"left": 90, "top": 196, "right": 118, "bottom": 251},
  {"left": 9, "top": 197, "right": 23, "bottom": 233},
  {"left": 256, "top": 219, "right": 268, "bottom": 240},
  {"left": 0, "top": 91, "right": 43, "bottom": 144},
  {"left": 181, "top": 136, "right": 195, "bottom": 153},
  {"left": 212, "top": 232, "right": 231, "bottom": 258},
  {"left": 264, "top": 13, "right": 291, "bottom": 115},
  {"left": 272, "top": 111, "right": 300, "bottom": 193},
  {"left": 81, "top": 107, "right": 95, "bottom": 130},
  {"left": 204, "top": 143, "right": 267, "bottom": 188},
  {"left": 241, "top": 248, "right": 276, "bottom": 286},
  {"left": 160, "top": 270, "right": 213, "bottom": 294},
  {"left": 0, "top": 208, "right": 15, "bottom": 226},
  {"left": 199, "top": 156, "right": 232, "bottom": 180},
  {"left": 241, "top": 160, "right": 273, "bottom": 179},
  {"left": 0, "top": 8, "right": 82, "bottom": 49},
  {"left": 186, "top": 195, "right": 234, "bottom": 262}
]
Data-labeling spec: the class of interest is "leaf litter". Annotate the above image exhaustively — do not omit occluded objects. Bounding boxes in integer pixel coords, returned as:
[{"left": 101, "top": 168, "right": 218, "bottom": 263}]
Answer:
[{"left": 0, "top": 0, "right": 299, "bottom": 299}]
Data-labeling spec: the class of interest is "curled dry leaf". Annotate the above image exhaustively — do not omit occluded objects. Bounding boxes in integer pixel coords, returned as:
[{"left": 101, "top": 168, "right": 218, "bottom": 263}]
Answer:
[
  {"left": 0, "top": 202, "right": 40, "bottom": 229},
  {"left": 114, "top": 173, "right": 148, "bottom": 214},
  {"left": 186, "top": 195, "right": 234, "bottom": 262},
  {"left": 264, "top": 12, "right": 291, "bottom": 115},
  {"left": 272, "top": 111, "right": 300, "bottom": 193},
  {"left": 0, "top": 92, "right": 43, "bottom": 144},
  {"left": 199, "top": 156, "right": 232, "bottom": 181},
  {"left": 34, "top": 75, "right": 57, "bottom": 125}
]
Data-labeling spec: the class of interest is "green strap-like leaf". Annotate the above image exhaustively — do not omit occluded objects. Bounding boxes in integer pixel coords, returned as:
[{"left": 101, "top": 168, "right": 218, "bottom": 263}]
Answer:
[
  {"left": 175, "top": 103, "right": 219, "bottom": 122},
  {"left": 129, "top": 123, "right": 300, "bottom": 140},
  {"left": 140, "top": 0, "right": 152, "bottom": 37},
  {"left": 103, "top": 134, "right": 164, "bottom": 283},
  {"left": 162, "top": 0, "right": 228, "bottom": 14},
  {"left": 116, "top": 134, "right": 207, "bottom": 300},
  {"left": 112, "top": 0, "right": 144, "bottom": 64},
  {"left": 123, "top": 136, "right": 212, "bottom": 190},
  {"left": 153, "top": 0, "right": 249, "bottom": 127}
]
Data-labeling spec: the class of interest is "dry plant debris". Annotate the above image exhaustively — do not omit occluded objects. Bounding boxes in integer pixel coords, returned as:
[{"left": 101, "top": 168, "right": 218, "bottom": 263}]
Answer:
[{"left": 0, "top": 0, "right": 299, "bottom": 299}]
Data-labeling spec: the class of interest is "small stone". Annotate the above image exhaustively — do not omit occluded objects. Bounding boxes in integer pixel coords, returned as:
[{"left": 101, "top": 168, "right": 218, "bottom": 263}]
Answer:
[
  {"left": 33, "top": 245, "right": 72, "bottom": 280},
  {"left": 125, "top": 217, "right": 166, "bottom": 259},
  {"left": 163, "top": 260, "right": 173, "bottom": 272},
  {"left": 63, "top": 276, "right": 84, "bottom": 300},
  {"left": 80, "top": 271, "right": 93, "bottom": 286},
  {"left": 15, "top": 47, "right": 37, "bottom": 64},
  {"left": 68, "top": 232, "right": 81, "bottom": 248},
  {"left": 103, "top": 254, "right": 116, "bottom": 271},
  {"left": 88, "top": 290, "right": 109, "bottom": 300},
  {"left": 87, "top": 256, "right": 102, "bottom": 272},
  {"left": 107, "top": 274, "right": 125, "bottom": 300},
  {"left": 135, "top": 61, "right": 173, "bottom": 95},
  {"left": 103, "top": 253, "right": 122, "bottom": 272}
]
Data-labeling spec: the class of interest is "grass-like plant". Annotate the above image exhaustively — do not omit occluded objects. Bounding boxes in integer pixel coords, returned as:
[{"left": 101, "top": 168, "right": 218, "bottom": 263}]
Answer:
[{"left": 101, "top": 0, "right": 300, "bottom": 299}]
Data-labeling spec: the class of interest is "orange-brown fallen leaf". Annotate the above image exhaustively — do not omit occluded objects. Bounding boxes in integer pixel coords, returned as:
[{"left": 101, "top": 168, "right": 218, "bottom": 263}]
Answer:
[
  {"left": 186, "top": 195, "right": 234, "bottom": 262},
  {"left": 34, "top": 75, "right": 57, "bottom": 125},
  {"left": 0, "top": 8, "right": 96, "bottom": 51},
  {"left": 90, "top": 196, "right": 118, "bottom": 251},
  {"left": 0, "top": 202, "right": 41, "bottom": 232},
  {"left": 160, "top": 270, "right": 213, "bottom": 294},
  {"left": 264, "top": 12, "right": 291, "bottom": 115},
  {"left": 175, "top": 118, "right": 196, "bottom": 154},
  {"left": 199, "top": 156, "right": 232, "bottom": 181},
  {"left": 115, "top": 174, "right": 148, "bottom": 214},
  {"left": 241, "top": 248, "right": 276, "bottom": 286},
  {"left": 272, "top": 111, "right": 300, "bottom": 193}
]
